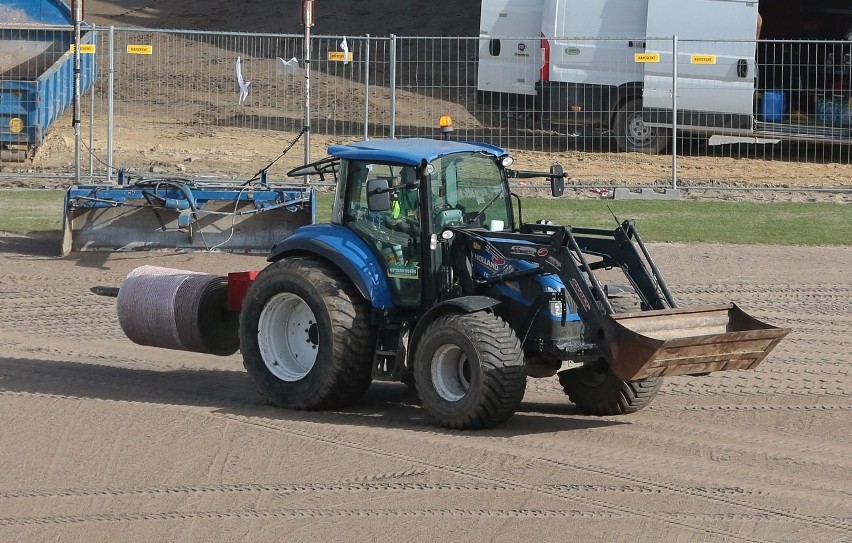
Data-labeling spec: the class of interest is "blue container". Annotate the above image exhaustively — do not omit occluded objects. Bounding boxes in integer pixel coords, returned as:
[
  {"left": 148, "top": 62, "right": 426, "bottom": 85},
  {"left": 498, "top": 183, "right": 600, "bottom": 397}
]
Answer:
[
  {"left": 0, "top": 1, "right": 97, "bottom": 154},
  {"left": 759, "top": 90, "right": 787, "bottom": 123},
  {"left": 815, "top": 97, "right": 852, "bottom": 127}
]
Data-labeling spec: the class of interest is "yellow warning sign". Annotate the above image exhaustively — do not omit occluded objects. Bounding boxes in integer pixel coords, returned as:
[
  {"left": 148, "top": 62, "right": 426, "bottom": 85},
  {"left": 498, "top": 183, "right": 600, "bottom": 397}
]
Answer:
[
  {"left": 635, "top": 53, "right": 660, "bottom": 63},
  {"left": 8, "top": 118, "right": 23, "bottom": 133},
  {"left": 327, "top": 51, "right": 354, "bottom": 62},
  {"left": 127, "top": 45, "right": 153, "bottom": 55},
  {"left": 69, "top": 44, "right": 96, "bottom": 54},
  {"left": 691, "top": 55, "right": 717, "bottom": 65}
]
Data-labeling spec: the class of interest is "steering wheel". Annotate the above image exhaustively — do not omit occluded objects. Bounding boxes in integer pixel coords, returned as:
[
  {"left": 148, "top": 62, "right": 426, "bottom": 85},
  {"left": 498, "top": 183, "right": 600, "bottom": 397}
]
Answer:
[{"left": 384, "top": 215, "right": 420, "bottom": 237}]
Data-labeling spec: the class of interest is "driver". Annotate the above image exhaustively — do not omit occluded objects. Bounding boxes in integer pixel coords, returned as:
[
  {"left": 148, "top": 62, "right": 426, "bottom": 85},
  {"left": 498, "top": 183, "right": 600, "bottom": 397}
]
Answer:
[{"left": 385, "top": 167, "right": 420, "bottom": 236}]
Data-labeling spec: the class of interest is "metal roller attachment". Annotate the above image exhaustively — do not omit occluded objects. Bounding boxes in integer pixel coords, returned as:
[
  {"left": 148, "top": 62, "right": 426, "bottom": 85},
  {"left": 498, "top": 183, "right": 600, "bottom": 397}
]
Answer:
[{"left": 117, "top": 265, "right": 239, "bottom": 356}]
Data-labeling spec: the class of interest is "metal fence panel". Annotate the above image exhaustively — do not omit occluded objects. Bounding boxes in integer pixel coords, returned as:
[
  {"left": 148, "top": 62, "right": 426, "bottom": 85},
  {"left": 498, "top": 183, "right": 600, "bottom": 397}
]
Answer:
[{"left": 2, "top": 25, "right": 852, "bottom": 190}]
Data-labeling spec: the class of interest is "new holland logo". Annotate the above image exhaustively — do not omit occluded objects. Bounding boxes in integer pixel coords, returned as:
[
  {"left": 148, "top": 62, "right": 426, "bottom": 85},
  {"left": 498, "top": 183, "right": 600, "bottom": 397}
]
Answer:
[
  {"left": 485, "top": 245, "right": 506, "bottom": 265},
  {"left": 472, "top": 252, "right": 502, "bottom": 273}
]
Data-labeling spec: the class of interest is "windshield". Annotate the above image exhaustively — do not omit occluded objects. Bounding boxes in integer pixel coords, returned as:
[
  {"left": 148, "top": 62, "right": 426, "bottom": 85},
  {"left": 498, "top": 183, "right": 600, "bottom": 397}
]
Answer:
[{"left": 430, "top": 152, "right": 510, "bottom": 231}]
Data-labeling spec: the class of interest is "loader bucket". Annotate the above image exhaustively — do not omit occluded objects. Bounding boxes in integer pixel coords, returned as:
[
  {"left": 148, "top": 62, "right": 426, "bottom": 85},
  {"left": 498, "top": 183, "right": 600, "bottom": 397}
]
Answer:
[
  {"left": 61, "top": 182, "right": 314, "bottom": 255},
  {"left": 605, "top": 304, "right": 790, "bottom": 381}
]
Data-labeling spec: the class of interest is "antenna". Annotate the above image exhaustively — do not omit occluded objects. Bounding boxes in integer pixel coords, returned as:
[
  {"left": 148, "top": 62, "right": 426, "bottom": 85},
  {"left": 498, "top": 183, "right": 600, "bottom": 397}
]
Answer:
[
  {"left": 607, "top": 205, "right": 629, "bottom": 235},
  {"left": 606, "top": 205, "right": 620, "bottom": 226}
]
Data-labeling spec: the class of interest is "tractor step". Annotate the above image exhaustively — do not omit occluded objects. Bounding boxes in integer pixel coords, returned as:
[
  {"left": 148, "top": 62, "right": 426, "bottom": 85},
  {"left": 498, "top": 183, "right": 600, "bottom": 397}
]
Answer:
[{"left": 605, "top": 303, "right": 790, "bottom": 380}]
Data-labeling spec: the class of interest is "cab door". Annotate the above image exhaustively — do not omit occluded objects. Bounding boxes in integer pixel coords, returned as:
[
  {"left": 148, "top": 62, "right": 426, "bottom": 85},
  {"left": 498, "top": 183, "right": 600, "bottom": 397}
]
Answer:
[
  {"left": 643, "top": 0, "right": 759, "bottom": 126},
  {"left": 343, "top": 161, "right": 423, "bottom": 308}
]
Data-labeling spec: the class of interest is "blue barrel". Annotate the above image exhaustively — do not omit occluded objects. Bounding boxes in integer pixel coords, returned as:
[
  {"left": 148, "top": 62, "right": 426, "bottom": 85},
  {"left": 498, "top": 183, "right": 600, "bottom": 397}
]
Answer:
[{"left": 759, "top": 90, "right": 787, "bottom": 123}]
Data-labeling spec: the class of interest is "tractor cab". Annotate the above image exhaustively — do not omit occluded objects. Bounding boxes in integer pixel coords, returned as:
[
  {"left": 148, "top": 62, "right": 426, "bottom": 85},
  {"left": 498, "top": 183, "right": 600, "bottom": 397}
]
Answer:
[{"left": 320, "top": 138, "right": 517, "bottom": 309}]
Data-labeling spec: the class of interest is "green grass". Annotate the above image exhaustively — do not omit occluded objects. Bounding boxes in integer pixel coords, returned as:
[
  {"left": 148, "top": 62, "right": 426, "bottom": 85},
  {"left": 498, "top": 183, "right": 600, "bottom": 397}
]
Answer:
[
  {"left": 317, "top": 194, "right": 850, "bottom": 245},
  {"left": 516, "top": 199, "right": 851, "bottom": 245},
  {"left": 2, "top": 189, "right": 848, "bottom": 245},
  {"left": 0, "top": 189, "right": 65, "bottom": 234}
]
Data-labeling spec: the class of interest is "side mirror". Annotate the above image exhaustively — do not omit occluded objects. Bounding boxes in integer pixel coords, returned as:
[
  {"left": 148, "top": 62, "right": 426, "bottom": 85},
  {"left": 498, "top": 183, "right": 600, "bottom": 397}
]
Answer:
[
  {"left": 367, "top": 178, "right": 391, "bottom": 212},
  {"left": 549, "top": 164, "right": 565, "bottom": 197}
]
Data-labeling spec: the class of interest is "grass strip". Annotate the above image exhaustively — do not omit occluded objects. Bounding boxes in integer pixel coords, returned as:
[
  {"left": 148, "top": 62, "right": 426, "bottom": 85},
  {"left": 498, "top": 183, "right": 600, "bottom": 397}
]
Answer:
[{"left": 1, "top": 189, "right": 848, "bottom": 245}]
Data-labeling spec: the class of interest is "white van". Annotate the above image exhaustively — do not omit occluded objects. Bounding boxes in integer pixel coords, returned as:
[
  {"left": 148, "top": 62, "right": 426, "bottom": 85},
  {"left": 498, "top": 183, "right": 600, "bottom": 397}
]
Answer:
[{"left": 477, "top": 0, "right": 852, "bottom": 153}]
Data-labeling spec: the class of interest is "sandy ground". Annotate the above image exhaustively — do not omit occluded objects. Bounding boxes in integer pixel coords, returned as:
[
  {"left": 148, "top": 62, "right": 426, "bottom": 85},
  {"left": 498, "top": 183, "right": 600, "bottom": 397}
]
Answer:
[
  {"left": 0, "top": 3, "right": 849, "bottom": 541},
  {"left": 0, "top": 233, "right": 850, "bottom": 542}
]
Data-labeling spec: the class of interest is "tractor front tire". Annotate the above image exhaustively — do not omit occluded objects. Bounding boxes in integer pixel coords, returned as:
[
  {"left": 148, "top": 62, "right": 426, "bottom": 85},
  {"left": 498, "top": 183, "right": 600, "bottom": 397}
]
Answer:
[
  {"left": 414, "top": 311, "right": 526, "bottom": 429},
  {"left": 558, "top": 359, "right": 662, "bottom": 416},
  {"left": 239, "top": 256, "right": 375, "bottom": 410},
  {"left": 559, "top": 294, "right": 662, "bottom": 415}
]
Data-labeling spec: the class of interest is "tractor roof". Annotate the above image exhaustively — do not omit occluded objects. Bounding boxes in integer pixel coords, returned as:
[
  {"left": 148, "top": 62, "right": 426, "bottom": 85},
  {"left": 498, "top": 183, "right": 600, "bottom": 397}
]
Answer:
[{"left": 327, "top": 138, "right": 507, "bottom": 166}]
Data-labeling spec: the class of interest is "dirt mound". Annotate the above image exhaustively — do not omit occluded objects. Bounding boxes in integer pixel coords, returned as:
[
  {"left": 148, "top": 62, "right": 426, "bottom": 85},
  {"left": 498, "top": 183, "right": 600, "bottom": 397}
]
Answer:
[{"left": 85, "top": 0, "right": 480, "bottom": 36}]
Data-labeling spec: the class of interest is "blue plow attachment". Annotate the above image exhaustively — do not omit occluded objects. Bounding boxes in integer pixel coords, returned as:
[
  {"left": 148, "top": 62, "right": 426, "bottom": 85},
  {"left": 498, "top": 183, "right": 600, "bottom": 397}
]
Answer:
[{"left": 62, "top": 178, "right": 315, "bottom": 255}]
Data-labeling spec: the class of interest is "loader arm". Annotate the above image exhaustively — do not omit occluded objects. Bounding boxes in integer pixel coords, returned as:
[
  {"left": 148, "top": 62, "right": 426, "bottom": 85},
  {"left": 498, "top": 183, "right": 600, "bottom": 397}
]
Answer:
[{"left": 451, "top": 221, "right": 789, "bottom": 381}]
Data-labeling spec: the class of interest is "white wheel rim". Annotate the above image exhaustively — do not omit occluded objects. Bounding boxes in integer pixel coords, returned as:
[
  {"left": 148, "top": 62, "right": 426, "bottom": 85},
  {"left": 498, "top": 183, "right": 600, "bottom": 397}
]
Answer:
[
  {"left": 431, "top": 344, "right": 472, "bottom": 402},
  {"left": 257, "top": 292, "right": 319, "bottom": 381},
  {"left": 628, "top": 115, "right": 651, "bottom": 141}
]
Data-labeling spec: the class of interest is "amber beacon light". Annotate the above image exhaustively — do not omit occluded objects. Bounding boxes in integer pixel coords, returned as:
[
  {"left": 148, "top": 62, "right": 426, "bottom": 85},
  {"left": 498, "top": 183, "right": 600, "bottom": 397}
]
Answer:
[{"left": 438, "top": 115, "right": 454, "bottom": 139}]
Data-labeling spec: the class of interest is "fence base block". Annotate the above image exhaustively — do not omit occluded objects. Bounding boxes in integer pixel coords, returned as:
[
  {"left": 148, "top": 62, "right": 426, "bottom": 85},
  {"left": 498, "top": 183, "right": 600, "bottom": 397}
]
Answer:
[{"left": 614, "top": 188, "right": 682, "bottom": 201}]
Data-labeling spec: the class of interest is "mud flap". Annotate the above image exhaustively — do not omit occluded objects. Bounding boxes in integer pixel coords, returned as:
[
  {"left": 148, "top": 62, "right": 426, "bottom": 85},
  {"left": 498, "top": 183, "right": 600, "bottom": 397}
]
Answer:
[
  {"left": 61, "top": 183, "right": 314, "bottom": 255},
  {"left": 605, "top": 304, "right": 790, "bottom": 381}
]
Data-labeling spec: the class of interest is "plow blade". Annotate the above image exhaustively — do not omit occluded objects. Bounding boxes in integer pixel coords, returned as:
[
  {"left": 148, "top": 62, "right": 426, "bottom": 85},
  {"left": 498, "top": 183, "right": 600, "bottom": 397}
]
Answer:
[
  {"left": 605, "top": 304, "right": 790, "bottom": 381},
  {"left": 61, "top": 182, "right": 314, "bottom": 255}
]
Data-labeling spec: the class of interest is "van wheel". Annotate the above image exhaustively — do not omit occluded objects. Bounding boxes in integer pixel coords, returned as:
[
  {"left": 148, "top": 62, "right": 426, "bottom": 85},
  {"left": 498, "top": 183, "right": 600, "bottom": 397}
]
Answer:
[{"left": 613, "top": 98, "right": 669, "bottom": 154}]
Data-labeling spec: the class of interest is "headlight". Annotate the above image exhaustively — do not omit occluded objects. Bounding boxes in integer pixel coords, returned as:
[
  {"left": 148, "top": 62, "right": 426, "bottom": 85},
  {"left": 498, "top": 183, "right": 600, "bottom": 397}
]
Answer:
[
  {"left": 549, "top": 300, "right": 563, "bottom": 317},
  {"left": 501, "top": 155, "right": 514, "bottom": 168}
]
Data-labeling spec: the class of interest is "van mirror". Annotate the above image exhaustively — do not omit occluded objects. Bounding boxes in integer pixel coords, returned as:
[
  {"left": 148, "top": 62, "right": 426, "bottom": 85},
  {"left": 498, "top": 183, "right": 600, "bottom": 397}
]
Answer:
[
  {"left": 367, "top": 178, "right": 391, "bottom": 212},
  {"left": 549, "top": 164, "right": 565, "bottom": 197}
]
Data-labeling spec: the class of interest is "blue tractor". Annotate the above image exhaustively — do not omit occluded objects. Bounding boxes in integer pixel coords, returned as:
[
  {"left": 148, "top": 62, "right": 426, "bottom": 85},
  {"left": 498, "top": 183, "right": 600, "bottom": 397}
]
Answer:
[{"left": 237, "top": 138, "right": 788, "bottom": 429}]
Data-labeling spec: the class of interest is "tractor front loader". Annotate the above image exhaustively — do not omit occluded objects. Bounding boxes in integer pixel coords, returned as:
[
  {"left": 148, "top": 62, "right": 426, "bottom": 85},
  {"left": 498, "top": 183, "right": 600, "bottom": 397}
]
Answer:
[
  {"left": 105, "top": 137, "right": 789, "bottom": 430},
  {"left": 448, "top": 220, "right": 787, "bottom": 384}
]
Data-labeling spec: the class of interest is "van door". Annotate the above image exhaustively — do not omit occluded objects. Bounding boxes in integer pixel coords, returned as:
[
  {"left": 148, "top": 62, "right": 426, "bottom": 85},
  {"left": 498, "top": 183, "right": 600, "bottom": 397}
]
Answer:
[
  {"left": 542, "top": 0, "right": 646, "bottom": 88},
  {"left": 643, "top": 0, "right": 759, "bottom": 130},
  {"left": 477, "top": 0, "right": 544, "bottom": 96}
]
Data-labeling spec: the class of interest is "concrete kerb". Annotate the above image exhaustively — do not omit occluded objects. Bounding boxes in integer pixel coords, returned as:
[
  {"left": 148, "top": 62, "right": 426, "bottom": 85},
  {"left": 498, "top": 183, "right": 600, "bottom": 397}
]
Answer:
[{"left": 613, "top": 188, "right": 682, "bottom": 200}]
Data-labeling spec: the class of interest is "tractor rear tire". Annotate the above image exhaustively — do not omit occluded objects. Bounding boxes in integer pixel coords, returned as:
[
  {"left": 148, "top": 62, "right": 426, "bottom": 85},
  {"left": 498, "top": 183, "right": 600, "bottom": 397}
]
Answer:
[
  {"left": 239, "top": 256, "right": 375, "bottom": 410},
  {"left": 414, "top": 311, "right": 526, "bottom": 429}
]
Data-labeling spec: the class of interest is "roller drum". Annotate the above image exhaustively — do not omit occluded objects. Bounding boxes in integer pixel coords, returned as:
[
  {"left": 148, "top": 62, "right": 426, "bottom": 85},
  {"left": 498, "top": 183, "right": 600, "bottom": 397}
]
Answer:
[{"left": 117, "top": 265, "right": 239, "bottom": 356}]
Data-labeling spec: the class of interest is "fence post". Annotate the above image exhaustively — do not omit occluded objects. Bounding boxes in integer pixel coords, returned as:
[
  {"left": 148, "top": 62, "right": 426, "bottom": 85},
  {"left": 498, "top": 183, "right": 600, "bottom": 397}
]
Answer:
[
  {"left": 89, "top": 28, "right": 97, "bottom": 179},
  {"left": 671, "top": 34, "right": 678, "bottom": 191},
  {"left": 72, "top": 1, "right": 82, "bottom": 184},
  {"left": 107, "top": 25, "right": 114, "bottom": 183},
  {"left": 390, "top": 34, "right": 397, "bottom": 139},
  {"left": 364, "top": 34, "right": 370, "bottom": 140},
  {"left": 303, "top": 4, "right": 313, "bottom": 176}
]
